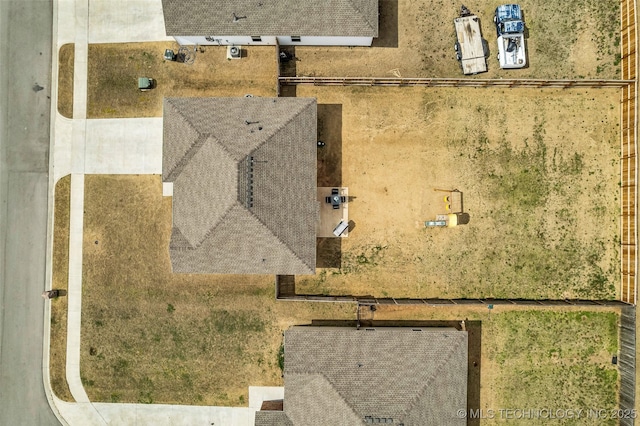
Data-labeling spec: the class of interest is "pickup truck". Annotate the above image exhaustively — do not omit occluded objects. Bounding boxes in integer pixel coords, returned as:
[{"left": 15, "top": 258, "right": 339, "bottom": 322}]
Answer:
[{"left": 494, "top": 4, "right": 527, "bottom": 69}]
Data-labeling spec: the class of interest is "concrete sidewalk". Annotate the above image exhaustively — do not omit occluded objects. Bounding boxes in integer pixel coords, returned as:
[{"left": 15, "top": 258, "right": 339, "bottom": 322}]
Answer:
[{"left": 45, "top": 1, "right": 282, "bottom": 424}]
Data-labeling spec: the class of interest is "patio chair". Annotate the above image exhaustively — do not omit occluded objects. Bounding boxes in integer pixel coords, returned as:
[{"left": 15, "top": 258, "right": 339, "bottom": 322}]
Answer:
[
  {"left": 325, "top": 196, "right": 332, "bottom": 204},
  {"left": 332, "top": 188, "right": 339, "bottom": 195},
  {"left": 340, "top": 196, "right": 346, "bottom": 203},
  {"left": 332, "top": 204, "right": 339, "bottom": 210}
]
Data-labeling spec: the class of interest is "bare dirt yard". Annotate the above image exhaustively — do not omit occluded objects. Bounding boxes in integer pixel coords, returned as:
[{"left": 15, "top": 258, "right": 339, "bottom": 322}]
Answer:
[
  {"left": 297, "top": 86, "right": 620, "bottom": 300},
  {"left": 292, "top": 0, "right": 620, "bottom": 79},
  {"left": 84, "top": 42, "right": 277, "bottom": 118},
  {"left": 47, "top": 176, "right": 617, "bottom": 412}
]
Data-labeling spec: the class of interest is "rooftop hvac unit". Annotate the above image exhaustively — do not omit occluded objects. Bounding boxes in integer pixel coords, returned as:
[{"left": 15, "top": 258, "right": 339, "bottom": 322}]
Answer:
[{"left": 227, "top": 45, "right": 242, "bottom": 60}]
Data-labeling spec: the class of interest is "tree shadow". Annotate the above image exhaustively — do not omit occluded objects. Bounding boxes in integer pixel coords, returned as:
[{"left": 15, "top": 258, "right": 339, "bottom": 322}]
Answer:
[{"left": 372, "top": 0, "right": 399, "bottom": 48}]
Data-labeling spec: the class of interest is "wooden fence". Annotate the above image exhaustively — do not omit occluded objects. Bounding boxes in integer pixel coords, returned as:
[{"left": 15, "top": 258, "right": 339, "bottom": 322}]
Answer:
[
  {"left": 276, "top": 290, "right": 629, "bottom": 308},
  {"left": 279, "top": 76, "right": 633, "bottom": 89},
  {"left": 622, "top": 0, "right": 638, "bottom": 306},
  {"left": 619, "top": 306, "right": 636, "bottom": 426}
]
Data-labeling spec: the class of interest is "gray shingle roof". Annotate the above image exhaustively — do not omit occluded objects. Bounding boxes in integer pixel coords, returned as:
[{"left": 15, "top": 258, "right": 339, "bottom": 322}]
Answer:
[
  {"left": 161, "top": 0, "right": 378, "bottom": 37},
  {"left": 281, "top": 327, "right": 468, "bottom": 426},
  {"left": 163, "top": 97, "right": 318, "bottom": 275},
  {"left": 254, "top": 411, "right": 293, "bottom": 426}
]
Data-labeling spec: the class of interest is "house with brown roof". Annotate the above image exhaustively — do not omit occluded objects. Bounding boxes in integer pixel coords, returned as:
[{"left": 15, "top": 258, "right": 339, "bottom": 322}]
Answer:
[
  {"left": 161, "top": 0, "right": 379, "bottom": 46},
  {"left": 162, "top": 97, "right": 318, "bottom": 275},
  {"left": 255, "top": 326, "right": 468, "bottom": 426}
]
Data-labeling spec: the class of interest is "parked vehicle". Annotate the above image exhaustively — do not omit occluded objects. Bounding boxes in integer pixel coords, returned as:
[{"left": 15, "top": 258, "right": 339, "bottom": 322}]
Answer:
[{"left": 494, "top": 4, "right": 526, "bottom": 69}]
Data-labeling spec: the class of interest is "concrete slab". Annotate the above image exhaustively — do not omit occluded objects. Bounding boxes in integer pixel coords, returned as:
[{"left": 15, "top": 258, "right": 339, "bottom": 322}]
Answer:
[
  {"left": 248, "top": 386, "right": 284, "bottom": 411},
  {"left": 84, "top": 118, "right": 163, "bottom": 174},
  {"left": 55, "top": 0, "right": 76, "bottom": 46},
  {"left": 55, "top": 399, "right": 105, "bottom": 425},
  {"left": 93, "top": 403, "right": 253, "bottom": 426},
  {"left": 162, "top": 182, "right": 173, "bottom": 196},
  {"left": 53, "top": 116, "right": 73, "bottom": 181},
  {"left": 88, "top": 0, "right": 174, "bottom": 43},
  {"left": 317, "top": 187, "right": 349, "bottom": 237},
  {"left": 73, "top": 1, "right": 88, "bottom": 120}
]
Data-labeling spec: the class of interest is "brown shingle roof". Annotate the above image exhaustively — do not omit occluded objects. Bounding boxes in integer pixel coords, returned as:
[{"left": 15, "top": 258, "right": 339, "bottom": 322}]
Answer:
[
  {"left": 163, "top": 97, "right": 318, "bottom": 275},
  {"left": 281, "top": 327, "right": 468, "bottom": 426},
  {"left": 161, "top": 0, "right": 378, "bottom": 37}
]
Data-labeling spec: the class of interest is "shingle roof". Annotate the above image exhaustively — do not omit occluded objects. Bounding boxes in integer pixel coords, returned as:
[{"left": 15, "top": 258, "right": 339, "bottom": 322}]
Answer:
[
  {"left": 254, "top": 411, "right": 293, "bottom": 426},
  {"left": 281, "top": 327, "right": 468, "bottom": 426},
  {"left": 163, "top": 97, "right": 318, "bottom": 275},
  {"left": 161, "top": 0, "right": 378, "bottom": 37}
]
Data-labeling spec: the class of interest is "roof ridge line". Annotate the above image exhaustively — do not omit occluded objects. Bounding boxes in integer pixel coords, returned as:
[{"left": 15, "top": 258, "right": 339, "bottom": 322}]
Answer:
[
  {"left": 164, "top": 99, "right": 207, "bottom": 181},
  {"left": 289, "top": 372, "right": 362, "bottom": 421},
  {"left": 246, "top": 205, "right": 315, "bottom": 273},
  {"left": 256, "top": 98, "right": 315, "bottom": 151},
  {"left": 402, "top": 332, "right": 467, "bottom": 419},
  {"left": 191, "top": 202, "right": 238, "bottom": 248},
  {"left": 319, "top": 372, "right": 364, "bottom": 422},
  {"left": 347, "top": 0, "right": 377, "bottom": 33},
  {"left": 166, "top": 133, "right": 209, "bottom": 181}
]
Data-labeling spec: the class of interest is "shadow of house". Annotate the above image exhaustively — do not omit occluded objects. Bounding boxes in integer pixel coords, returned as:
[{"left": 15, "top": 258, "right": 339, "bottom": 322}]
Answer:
[
  {"left": 316, "top": 104, "right": 343, "bottom": 187},
  {"left": 371, "top": 0, "right": 399, "bottom": 48},
  {"left": 315, "top": 104, "right": 344, "bottom": 268},
  {"left": 316, "top": 237, "right": 342, "bottom": 268},
  {"left": 162, "top": 97, "right": 319, "bottom": 275}
]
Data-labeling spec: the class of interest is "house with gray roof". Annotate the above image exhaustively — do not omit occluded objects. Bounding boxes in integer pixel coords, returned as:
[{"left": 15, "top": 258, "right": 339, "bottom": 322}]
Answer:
[
  {"left": 255, "top": 326, "right": 468, "bottom": 426},
  {"left": 161, "top": 0, "right": 379, "bottom": 46},
  {"left": 162, "top": 97, "right": 318, "bottom": 275}
]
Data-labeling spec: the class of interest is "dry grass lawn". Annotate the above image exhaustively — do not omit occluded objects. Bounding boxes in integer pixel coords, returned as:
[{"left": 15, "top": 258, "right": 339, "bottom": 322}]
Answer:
[
  {"left": 293, "top": 0, "right": 620, "bottom": 79},
  {"left": 57, "top": 44, "right": 74, "bottom": 118},
  {"left": 50, "top": 175, "right": 74, "bottom": 401},
  {"left": 79, "top": 175, "right": 355, "bottom": 405},
  {"left": 85, "top": 42, "right": 277, "bottom": 118},
  {"left": 297, "top": 86, "right": 620, "bottom": 300}
]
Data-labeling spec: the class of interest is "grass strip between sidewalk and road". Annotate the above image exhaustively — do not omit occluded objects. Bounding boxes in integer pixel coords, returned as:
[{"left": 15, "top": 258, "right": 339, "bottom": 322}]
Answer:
[{"left": 50, "top": 175, "right": 74, "bottom": 402}]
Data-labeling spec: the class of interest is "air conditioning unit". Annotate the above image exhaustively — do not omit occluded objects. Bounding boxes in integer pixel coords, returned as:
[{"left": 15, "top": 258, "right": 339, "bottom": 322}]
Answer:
[{"left": 227, "top": 45, "right": 242, "bottom": 60}]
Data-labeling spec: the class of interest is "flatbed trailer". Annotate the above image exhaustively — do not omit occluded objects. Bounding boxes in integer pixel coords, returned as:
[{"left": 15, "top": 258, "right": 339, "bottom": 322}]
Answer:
[{"left": 454, "top": 14, "right": 487, "bottom": 75}]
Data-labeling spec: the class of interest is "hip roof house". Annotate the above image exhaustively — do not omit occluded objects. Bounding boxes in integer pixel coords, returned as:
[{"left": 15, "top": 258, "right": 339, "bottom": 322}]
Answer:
[
  {"left": 161, "top": 0, "right": 379, "bottom": 46},
  {"left": 255, "top": 327, "right": 468, "bottom": 426},
  {"left": 162, "top": 97, "right": 318, "bottom": 275}
]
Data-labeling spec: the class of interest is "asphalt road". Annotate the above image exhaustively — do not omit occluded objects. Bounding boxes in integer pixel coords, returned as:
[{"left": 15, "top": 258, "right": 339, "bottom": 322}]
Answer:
[{"left": 0, "top": 1, "right": 61, "bottom": 424}]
